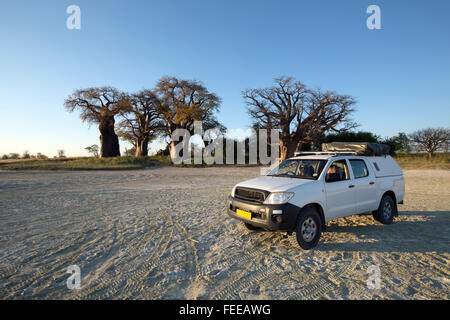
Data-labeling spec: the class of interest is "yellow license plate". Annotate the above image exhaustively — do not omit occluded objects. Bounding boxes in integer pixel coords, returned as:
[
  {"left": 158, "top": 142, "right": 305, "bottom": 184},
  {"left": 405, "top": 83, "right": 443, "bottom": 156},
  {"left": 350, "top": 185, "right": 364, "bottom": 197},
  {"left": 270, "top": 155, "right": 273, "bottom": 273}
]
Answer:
[{"left": 236, "top": 209, "right": 252, "bottom": 220}]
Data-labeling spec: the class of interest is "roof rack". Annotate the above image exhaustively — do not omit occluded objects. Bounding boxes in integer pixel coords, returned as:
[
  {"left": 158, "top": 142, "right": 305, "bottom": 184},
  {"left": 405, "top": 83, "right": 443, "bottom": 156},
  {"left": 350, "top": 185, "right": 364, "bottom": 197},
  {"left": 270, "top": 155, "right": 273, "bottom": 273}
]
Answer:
[{"left": 294, "top": 151, "right": 358, "bottom": 156}]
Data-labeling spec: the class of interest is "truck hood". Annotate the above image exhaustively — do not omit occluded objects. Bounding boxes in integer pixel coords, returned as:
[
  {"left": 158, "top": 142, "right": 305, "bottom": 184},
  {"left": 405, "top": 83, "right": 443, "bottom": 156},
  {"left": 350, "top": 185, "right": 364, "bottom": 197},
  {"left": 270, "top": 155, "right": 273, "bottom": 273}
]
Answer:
[{"left": 235, "top": 176, "right": 314, "bottom": 192}]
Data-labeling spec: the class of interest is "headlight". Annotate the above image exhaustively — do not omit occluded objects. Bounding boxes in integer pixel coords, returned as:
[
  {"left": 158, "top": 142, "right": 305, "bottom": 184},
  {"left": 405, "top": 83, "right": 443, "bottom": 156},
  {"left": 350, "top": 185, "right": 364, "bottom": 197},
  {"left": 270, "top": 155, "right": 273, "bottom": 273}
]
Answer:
[
  {"left": 264, "top": 192, "right": 294, "bottom": 204},
  {"left": 231, "top": 186, "right": 237, "bottom": 197}
]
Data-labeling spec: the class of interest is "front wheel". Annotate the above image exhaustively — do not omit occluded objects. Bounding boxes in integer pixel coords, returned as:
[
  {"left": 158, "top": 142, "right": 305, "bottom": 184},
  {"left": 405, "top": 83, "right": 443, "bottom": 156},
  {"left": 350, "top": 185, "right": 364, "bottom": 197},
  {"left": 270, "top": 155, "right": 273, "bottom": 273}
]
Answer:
[
  {"left": 288, "top": 207, "right": 322, "bottom": 250},
  {"left": 373, "top": 195, "right": 396, "bottom": 224}
]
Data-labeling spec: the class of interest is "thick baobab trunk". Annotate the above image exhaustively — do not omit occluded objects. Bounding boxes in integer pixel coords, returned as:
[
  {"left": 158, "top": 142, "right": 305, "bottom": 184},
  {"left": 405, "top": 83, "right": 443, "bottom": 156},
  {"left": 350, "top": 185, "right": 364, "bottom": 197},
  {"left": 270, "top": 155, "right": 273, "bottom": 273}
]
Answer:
[
  {"left": 279, "top": 138, "right": 297, "bottom": 161},
  {"left": 169, "top": 140, "right": 177, "bottom": 160},
  {"left": 99, "top": 117, "right": 120, "bottom": 158},
  {"left": 135, "top": 137, "right": 149, "bottom": 156}
]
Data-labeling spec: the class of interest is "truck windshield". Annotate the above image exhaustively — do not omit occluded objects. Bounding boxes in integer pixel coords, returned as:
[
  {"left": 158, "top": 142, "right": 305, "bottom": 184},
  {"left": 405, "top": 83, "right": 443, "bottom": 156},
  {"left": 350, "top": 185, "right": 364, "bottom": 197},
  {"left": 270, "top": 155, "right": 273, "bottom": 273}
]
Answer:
[{"left": 267, "top": 159, "right": 327, "bottom": 180}]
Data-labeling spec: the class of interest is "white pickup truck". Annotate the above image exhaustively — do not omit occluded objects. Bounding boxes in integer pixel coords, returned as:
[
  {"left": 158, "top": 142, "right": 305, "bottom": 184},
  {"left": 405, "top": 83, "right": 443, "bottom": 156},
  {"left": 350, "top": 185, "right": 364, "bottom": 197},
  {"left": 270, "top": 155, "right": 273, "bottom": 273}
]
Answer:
[{"left": 227, "top": 148, "right": 405, "bottom": 250}]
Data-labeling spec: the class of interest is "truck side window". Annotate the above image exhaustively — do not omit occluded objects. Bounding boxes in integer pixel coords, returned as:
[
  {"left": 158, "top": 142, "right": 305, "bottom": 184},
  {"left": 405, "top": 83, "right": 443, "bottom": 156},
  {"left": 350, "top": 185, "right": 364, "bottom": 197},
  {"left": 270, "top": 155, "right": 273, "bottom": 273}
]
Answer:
[
  {"left": 350, "top": 159, "right": 369, "bottom": 178},
  {"left": 325, "top": 160, "right": 350, "bottom": 182}
]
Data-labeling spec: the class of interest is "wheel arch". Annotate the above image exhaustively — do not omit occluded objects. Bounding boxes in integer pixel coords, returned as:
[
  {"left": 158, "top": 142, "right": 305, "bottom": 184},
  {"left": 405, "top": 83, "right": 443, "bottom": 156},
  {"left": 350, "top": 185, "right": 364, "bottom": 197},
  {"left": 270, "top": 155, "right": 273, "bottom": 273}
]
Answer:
[
  {"left": 380, "top": 190, "right": 398, "bottom": 216},
  {"left": 302, "top": 203, "right": 326, "bottom": 230}
]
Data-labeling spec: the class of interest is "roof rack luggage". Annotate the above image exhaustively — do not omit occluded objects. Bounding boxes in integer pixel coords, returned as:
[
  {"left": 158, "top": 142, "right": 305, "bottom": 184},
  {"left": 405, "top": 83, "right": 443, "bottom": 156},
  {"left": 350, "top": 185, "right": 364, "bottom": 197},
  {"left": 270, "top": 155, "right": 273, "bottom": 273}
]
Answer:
[
  {"left": 294, "top": 142, "right": 391, "bottom": 157},
  {"left": 321, "top": 142, "right": 390, "bottom": 156}
]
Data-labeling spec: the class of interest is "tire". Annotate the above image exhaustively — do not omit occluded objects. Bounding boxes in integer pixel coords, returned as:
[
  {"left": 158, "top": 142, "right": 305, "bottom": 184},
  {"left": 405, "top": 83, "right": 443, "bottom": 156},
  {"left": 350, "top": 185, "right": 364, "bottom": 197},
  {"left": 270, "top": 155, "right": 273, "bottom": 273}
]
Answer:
[
  {"left": 373, "top": 195, "right": 396, "bottom": 224},
  {"left": 288, "top": 207, "right": 322, "bottom": 250},
  {"left": 242, "top": 222, "right": 260, "bottom": 231}
]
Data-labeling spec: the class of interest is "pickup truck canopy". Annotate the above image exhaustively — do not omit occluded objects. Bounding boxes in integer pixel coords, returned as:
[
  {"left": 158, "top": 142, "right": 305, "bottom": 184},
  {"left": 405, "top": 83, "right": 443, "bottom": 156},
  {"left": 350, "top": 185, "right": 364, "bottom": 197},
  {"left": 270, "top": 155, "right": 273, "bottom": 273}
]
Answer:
[
  {"left": 366, "top": 155, "right": 403, "bottom": 178},
  {"left": 321, "top": 142, "right": 390, "bottom": 156}
]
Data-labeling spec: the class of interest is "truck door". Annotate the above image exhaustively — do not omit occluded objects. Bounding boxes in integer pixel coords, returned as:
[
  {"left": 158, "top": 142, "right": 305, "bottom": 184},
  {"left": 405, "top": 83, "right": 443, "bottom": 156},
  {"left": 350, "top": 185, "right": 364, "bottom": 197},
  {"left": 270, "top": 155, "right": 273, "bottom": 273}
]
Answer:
[
  {"left": 324, "top": 159, "right": 357, "bottom": 220},
  {"left": 349, "top": 159, "right": 378, "bottom": 213}
]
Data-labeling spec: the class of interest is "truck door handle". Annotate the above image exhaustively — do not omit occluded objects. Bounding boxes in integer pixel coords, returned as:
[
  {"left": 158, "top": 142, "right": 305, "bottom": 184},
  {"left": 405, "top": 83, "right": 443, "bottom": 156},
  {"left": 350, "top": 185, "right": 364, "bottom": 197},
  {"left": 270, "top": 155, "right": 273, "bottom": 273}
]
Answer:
[
  {"left": 369, "top": 181, "right": 375, "bottom": 185},
  {"left": 348, "top": 185, "right": 355, "bottom": 188}
]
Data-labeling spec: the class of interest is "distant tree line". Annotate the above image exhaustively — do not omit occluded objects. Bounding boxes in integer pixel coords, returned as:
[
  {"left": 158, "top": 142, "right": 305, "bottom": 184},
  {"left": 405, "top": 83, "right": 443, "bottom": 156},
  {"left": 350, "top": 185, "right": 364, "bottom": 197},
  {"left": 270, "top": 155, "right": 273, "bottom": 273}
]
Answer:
[
  {"left": 4, "top": 76, "right": 446, "bottom": 161},
  {"left": 3, "top": 127, "right": 446, "bottom": 161},
  {"left": 1, "top": 149, "right": 66, "bottom": 160}
]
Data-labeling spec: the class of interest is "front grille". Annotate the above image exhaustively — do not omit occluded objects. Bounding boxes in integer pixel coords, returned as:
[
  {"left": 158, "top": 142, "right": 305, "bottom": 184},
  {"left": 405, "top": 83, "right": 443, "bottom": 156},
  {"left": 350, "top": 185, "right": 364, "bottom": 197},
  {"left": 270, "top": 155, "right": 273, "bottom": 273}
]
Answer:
[{"left": 234, "top": 187, "right": 269, "bottom": 203}]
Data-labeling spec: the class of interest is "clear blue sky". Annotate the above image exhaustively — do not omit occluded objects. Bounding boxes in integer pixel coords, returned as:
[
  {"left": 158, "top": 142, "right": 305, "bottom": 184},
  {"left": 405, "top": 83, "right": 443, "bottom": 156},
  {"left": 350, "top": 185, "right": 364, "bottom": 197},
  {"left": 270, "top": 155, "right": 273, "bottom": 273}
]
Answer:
[{"left": 1, "top": 0, "right": 449, "bottom": 157}]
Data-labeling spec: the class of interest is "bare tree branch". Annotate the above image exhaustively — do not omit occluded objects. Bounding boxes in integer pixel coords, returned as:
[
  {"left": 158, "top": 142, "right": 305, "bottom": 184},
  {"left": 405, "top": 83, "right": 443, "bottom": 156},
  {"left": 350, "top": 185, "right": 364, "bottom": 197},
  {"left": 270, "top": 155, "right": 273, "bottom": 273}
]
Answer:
[
  {"left": 243, "top": 76, "right": 357, "bottom": 160},
  {"left": 409, "top": 128, "right": 450, "bottom": 158}
]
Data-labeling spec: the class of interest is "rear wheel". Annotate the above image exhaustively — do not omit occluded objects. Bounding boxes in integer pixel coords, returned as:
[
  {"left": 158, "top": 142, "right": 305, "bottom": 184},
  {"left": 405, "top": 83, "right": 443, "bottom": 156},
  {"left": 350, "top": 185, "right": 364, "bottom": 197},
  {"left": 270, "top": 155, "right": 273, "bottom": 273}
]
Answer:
[
  {"left": 242, "top": 222, "right": 260, "bottom": 231},
  {"left": 373, "top": 195, "right": 396, "bottom": 224},
  {"left": 288, "top": 207, "right": 322, "bottom": 250}
]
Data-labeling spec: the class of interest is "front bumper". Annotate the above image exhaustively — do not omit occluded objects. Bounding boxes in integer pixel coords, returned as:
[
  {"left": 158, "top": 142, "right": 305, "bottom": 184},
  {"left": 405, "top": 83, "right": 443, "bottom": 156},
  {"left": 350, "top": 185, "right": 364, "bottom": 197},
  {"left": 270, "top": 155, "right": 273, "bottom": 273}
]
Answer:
[{"left": 227, "top": 196, "right": 300, "bottom": 231}]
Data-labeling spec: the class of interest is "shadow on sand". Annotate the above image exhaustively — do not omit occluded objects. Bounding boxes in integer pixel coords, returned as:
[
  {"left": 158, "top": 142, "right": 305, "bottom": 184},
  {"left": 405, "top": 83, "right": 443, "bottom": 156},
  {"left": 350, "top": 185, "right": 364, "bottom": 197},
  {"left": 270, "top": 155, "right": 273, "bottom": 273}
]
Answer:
[{"left": 313, "top": 211, "right": 450, "bottom": 253}]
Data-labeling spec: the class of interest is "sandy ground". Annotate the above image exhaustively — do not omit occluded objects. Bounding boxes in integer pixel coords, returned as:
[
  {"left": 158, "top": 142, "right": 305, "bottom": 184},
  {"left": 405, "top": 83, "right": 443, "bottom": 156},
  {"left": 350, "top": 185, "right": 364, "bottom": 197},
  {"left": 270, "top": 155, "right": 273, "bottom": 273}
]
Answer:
[{"left": 0, "top": 167, "right": 448, "bottom": 300}]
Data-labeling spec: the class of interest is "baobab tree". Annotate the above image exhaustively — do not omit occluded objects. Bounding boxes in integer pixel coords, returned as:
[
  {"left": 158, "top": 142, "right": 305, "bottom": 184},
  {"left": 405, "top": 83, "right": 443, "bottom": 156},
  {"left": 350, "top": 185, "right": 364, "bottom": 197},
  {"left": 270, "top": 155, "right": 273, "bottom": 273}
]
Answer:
[
  {"left": 117, "top": 90, "right": 163, "bottom": 156},
  {"left": 243, "top": 76, "right": 357, "bottom": 160},
  {"left": 64, "top": 87, "right": 129, "bottom": 157},
  {"left": 409, "top": 128, "right": 450, "bottom": 158},
  {"left": 155, "top": 76, "right": 223, "bottom": 158}
]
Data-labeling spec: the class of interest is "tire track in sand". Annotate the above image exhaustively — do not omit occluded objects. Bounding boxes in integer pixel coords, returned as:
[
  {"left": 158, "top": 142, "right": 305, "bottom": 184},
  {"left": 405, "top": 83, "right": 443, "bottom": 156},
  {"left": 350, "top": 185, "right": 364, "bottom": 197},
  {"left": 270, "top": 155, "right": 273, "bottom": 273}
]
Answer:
[
  {"left": 1, "top": 222, "right": 112, "bottom": 299},
  {"left": 85, "top": 211, "right": 176, "bottom": 299},
  {"left": 212, "top": 236, "right": 360, "bottom": 299}
]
